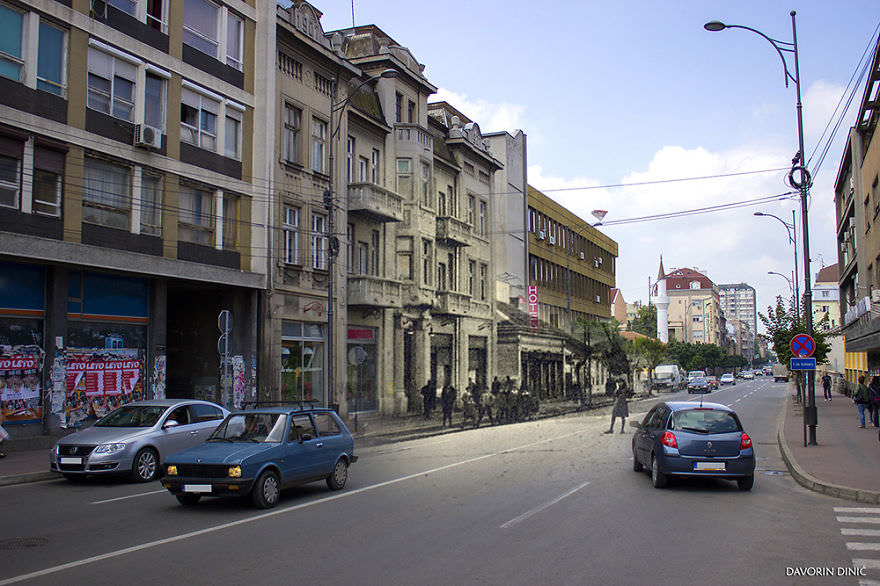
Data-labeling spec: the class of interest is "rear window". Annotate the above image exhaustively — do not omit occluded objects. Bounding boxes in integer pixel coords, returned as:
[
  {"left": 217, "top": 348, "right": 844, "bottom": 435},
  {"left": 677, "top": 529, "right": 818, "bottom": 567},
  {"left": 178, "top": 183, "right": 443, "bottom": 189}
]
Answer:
[
  {"left": 669, "top": 409, "right": 741, "bottom": 434},
  {"left": 313, "top": 412, "right": 341, "bottom": 436}
]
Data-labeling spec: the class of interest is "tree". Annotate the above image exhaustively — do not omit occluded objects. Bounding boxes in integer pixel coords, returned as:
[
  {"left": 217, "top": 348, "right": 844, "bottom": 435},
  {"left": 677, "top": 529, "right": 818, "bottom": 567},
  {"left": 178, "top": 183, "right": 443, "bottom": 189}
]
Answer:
[
  {"left": 632, "top": 336, "right": 667, "bottom": 395},
  {"left": 759, "top": 296, "right": 830, "bottom": 366},
  {"left": 628, "top": 304, "right": 657, "bottom": 337},
  {"left": 574, "top": 318, "right": 631, "bottom": 397}
]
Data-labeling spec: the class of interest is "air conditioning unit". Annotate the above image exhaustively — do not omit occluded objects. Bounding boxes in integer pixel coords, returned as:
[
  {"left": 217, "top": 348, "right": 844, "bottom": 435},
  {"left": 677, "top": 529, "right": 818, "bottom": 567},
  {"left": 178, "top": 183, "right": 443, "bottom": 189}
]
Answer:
[
  {"left": 872, "top": 290, "right": 880, "bottom": 303},
  {"left": 537, "top": 230, "right": 545, "bottom": 241},
  {"left": 593, "top": 260, "right": 600, "bottom": 268},
  {"left": 595, "top": 295, "right": 601, "bottom": 303},
  {"left": 579, "top": 252, "right": 585, "bottom": 260},
  {"left": 597, "top": 256, "right": 603, "bottom": 265},
  {"left": 548, "top": 235, "right": 556, "bottom": 245},
  {"left": 90, "top": 0, "right": 107, "bottom": 19},
  {"left": 135, "top": 124, "right": 162, "bottom": 149}
]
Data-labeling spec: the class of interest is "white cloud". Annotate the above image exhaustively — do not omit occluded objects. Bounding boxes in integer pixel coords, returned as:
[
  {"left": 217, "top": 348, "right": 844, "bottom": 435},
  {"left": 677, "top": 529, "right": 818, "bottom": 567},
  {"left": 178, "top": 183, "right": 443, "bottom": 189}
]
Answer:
[{"left": 433, "top": 87, "right": 527, "bottom": 133}]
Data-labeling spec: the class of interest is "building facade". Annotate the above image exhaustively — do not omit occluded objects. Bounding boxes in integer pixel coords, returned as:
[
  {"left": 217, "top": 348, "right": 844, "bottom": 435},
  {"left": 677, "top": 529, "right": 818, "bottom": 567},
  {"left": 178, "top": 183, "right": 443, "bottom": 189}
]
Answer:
[
  {"left": 664, "top": 267, "right": 723, "bottom": 345},
  {"left": 812, "top": 264, "right": 840, "bottom": 333},
  {"left": 0, "top": 0, "right": 271, "bottom": 433},
  {"left": 718, "top": 282, "right": 756, "bottom": 362}
]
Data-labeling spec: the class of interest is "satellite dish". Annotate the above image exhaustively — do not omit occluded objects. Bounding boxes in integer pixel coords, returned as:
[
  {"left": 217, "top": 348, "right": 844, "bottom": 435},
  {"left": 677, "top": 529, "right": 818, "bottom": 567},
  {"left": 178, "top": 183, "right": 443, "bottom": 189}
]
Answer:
[{"left": 591, "top": 210, "right": 607, "bottom": 223}]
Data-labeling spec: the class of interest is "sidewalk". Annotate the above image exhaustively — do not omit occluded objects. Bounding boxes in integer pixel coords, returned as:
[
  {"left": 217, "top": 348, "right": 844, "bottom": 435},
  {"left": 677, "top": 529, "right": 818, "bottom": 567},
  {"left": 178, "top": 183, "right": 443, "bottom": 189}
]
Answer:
[{"left": 3, "top": 390, "right": 879, "bottom": 503}]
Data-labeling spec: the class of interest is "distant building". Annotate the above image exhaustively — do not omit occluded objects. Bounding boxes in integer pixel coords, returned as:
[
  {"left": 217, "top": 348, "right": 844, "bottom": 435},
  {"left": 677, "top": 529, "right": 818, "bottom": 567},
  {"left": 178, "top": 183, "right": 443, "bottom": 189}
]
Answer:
[
  {"left": 663, "top": 267, "right": 725, "bottom": 346},
  {"left": 812, "top": 264, "right": 840, "bottom": 332},
  {"left": 611, "top": 288, "right": 627, "bottom": 326},
  {"left": 718, "top": 283, "right": 757, "bottom": 362}
]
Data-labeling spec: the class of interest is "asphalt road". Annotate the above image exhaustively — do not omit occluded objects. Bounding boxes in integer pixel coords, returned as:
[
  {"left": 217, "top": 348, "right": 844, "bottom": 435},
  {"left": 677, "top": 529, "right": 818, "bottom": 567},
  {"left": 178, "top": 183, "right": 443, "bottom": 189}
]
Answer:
[{"left": 0, "top": 378, "right": 865, "bottom": 585}]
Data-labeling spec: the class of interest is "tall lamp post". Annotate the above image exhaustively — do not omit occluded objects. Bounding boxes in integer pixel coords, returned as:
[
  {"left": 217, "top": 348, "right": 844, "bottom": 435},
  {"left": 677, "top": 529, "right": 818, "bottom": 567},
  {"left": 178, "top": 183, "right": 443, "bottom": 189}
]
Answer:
[
  {"left": 326, "top": 68, "right": 397, "bottom": 411},
  {"left": 756, "top": 210, "right": 800, "bottom": 321},
  {"left": 706, "top": 11, "right": 816, "bottom": 445}
]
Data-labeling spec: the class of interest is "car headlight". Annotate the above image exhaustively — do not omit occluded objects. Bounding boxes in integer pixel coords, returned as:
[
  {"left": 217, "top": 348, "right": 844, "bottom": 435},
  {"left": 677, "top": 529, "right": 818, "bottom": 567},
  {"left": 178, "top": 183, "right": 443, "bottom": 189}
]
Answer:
[
  {"left": 93, "top": 443, "right": 127, "bottom": 454},
  {"left": 228, "top": 466, "right": 242, "bottom": 478},
  {"left": 166, "top": 465, "right": 178, "bottom": 476}
]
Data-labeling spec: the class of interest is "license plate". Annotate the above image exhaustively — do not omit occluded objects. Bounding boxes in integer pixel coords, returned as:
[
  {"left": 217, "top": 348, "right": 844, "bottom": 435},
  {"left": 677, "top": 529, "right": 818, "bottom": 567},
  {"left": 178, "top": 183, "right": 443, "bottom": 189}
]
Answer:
[
  {"left": 694, "top": 461, "right": 725, "bottom": 471},
  {"left": 60, "top": 457, "right": 82, "bottom": 465},
  {"left": 183, "top": 484, "right": 212, "bottom": 493}
]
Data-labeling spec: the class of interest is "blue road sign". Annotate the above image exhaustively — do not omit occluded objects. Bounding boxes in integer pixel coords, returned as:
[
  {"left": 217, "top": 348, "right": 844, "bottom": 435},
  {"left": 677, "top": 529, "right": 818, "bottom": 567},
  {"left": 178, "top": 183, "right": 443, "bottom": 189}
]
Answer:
[{"left": 790, "top": 357, "right": 816, "bottom": 371}]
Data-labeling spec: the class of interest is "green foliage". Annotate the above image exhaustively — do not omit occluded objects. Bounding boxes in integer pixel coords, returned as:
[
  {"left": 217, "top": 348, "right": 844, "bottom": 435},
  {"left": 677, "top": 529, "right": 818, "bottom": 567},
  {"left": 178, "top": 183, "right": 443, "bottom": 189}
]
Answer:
[
  {"left": 664, "top": 339, "right": 740, "bottom": 373},
  {"left": 632, "top": 336, "right": 667, "bottom": 371},
  {"left": 628, "top": 304, "right": 657, "bottom": 338},
  {"left": 758, "top": 296, "right": 829, "bottom": 366},
  {"left": 574, "top": 318, "right": 631, "bottom": 377}
]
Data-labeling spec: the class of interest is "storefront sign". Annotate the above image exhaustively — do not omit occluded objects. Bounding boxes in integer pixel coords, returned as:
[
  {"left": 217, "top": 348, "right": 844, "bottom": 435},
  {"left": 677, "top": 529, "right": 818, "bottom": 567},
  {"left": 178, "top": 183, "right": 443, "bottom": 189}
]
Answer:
[{"left": 528, "top": 286, "right": 539, "bottom": 330}]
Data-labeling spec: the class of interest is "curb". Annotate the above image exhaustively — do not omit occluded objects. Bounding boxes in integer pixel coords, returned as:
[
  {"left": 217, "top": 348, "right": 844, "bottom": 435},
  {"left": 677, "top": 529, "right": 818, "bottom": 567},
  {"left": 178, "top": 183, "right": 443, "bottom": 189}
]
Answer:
[
  {"left": 0, "top": 471, "right": 56, "bottom": 487},
  {"left": 777, "top": 427, "right": 880, "bottom": 505}
]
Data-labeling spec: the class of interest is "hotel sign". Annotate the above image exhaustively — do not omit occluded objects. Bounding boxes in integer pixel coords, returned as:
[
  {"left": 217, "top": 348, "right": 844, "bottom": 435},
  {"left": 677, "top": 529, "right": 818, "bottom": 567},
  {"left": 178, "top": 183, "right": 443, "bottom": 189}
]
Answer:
[{"left": 528, "top": 286, "right": 539, "bottom": 330}]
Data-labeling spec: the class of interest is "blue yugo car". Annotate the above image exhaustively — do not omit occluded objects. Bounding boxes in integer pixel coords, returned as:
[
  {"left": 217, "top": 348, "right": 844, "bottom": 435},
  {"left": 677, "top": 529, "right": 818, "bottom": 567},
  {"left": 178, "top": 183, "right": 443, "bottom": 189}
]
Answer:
[
  {"left": 631, "top": 401, "right": 755, "bottom": 490},
  {"left": 161, "top": 405, "right": 357, "bottom": 508}
]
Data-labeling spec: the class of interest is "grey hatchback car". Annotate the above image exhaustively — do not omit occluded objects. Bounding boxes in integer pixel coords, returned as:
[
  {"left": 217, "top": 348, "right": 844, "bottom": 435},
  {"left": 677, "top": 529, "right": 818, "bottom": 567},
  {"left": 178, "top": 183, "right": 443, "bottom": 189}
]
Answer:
[
  {"left": 631, "top": 401, "right": 755, "bottom": 490},
  {"left": 50, "top": 399, "right": 229, "bottom": 482}
]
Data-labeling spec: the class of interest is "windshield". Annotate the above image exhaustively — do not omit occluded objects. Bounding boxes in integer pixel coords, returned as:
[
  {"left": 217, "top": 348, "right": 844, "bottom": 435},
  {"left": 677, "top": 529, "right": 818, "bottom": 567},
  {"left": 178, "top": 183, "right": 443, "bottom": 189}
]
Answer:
[
  {"left": 95, "top": 405, "right": 166, "bottom": 428},
  {"left": 670, "top": 409, "right": 741, "bottom": 434},
  {"left": 210, "top": 413, "right": 288, "bottom": 443},
  {"left": 690, "top": 378, "right": 707, "bottom": 384}
]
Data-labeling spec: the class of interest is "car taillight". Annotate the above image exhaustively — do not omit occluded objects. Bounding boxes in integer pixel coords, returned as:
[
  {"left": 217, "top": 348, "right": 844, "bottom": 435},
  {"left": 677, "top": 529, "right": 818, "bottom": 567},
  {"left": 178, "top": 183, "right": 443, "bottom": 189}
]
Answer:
[
  {"left": 740, "top": 433, "right": 752, "bottom": 450},
  {"left": 661, "top": 431, "right": 678, "bottom": 448}
]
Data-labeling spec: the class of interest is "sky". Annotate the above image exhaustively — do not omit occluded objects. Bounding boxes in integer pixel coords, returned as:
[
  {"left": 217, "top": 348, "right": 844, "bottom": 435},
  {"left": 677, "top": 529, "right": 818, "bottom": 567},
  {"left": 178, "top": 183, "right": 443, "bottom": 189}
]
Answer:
[{"left": 314, "top": 0, "right": 880, "bottom": 334}]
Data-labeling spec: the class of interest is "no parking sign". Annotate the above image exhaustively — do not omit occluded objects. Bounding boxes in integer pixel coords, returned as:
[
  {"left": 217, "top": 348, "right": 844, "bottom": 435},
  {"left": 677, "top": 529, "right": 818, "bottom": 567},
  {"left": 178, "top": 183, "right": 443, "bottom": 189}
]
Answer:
[{"left": 790, "top": 334, "right": 815, "bottom": 357}]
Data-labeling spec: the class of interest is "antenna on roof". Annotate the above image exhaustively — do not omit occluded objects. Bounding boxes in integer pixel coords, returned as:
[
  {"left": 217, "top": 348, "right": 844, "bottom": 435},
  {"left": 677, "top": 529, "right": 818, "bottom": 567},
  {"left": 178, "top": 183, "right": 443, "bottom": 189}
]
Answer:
[{"left": 351, "top": 0, "right": 355, "bottom": 28}]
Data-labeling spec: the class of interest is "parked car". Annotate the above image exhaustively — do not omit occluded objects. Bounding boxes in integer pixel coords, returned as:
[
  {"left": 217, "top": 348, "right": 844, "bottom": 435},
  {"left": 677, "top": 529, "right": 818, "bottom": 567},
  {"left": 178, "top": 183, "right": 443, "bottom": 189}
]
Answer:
[
  {"left": 631, "top": 401, "right": 755, "bottom": 490},
  {"left": 720, "top": 373, "right": 736, "bottom": 386},
  {"left": 741, "top": 371, "right": 755, "bottom": 380},
  {"left": 754, "top": 369, "right": 764, "bottom": 376},
  {"left": 51, "top": 399, "right": 229, "bottom": 482},
  {"left": 687, "top": 377, "right": 710, "bottom": 394},
  {"left": 162, "top": 405, "right": 357, "bottom": 508},
  {"left": 706, "top": 376, "right": 719, "bottom": 391}
]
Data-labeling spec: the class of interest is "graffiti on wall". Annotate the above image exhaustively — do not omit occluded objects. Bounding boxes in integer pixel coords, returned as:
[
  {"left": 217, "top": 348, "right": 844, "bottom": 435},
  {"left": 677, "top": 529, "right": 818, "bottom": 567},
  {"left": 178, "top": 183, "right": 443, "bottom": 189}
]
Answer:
[
  {"left": 151, "top": 355, "right": 166, "bottom": 400},
  {"left": 64, "top": 348, "right": 145, "bottom": 427},
  {"left": 232, "top": 355, "right": 245, "bottom": 410},
  {"left": 0, "top": 345, "right": 45, "bottom": 423}
]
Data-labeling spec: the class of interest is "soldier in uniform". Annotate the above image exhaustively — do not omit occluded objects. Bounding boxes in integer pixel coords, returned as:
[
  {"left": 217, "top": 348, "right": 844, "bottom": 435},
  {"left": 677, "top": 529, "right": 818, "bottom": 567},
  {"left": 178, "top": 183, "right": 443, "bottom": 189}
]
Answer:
[
  {"left": 421, "top": 380, "right": 435, "bottom": 420},
  {"left": 441, "top": 383, "right": 457, "bottom": 428},
  {"left": 479, "top": 385, "right": 494, "bottom": 426}
]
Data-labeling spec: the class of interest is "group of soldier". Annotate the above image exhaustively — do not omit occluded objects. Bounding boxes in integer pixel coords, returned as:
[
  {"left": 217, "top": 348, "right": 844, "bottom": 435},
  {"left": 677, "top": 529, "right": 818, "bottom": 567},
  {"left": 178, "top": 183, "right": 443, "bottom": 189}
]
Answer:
[{"left": 419, "top": 376, "right": 540, "bottom": 429}]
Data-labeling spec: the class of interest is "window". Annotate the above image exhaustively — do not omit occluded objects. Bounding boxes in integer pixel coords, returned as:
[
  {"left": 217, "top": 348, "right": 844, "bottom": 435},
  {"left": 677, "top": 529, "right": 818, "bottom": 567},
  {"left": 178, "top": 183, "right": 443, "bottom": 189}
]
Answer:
[
  {"left": 420, "top": 161, "right": 432, "bottom": 207},
  {"left": 183, "top": 0, "right": 220, "bottom": 58},
  {"left": 467, "top": 195, "right": 475, "bottom": 225},
  {"left": 37, "top": 22, "right": 65, "bottom": 95},
  {"left": 422, "top": 239, "right": 432, "bottom": 286},
  {"left": 407, "top": 100, "right": 415, "bottom": 123},
  {"left": 479, "top": 263, "right": 487, "bottom": 301},
  {"left": 438, "top": 190, "right": 447, "bottom": 217},
  {"left": 478, "top": 169, "right": 490, "bottom": 185},
  {"left": 437, "top": 262, "right": 446, "bottom": 291},
  {"left": 282, "top": 205, "right": 300, "bottom": 264},
  {"left": 396, "top": 158, "right": 412, "bottom": 198},
  {"left": 311, "top": 214, "right": 326, "bottom": 270},
  {"left": 346, "top": 224, "right": 353, "bottom": 272},
  {"left": 146, "top": 0, "right": 166, "bottom": 31},
  {"left": 371, "top": 149, "right": 380, "bottom": 184},
  {"left": 448, "top": 185, "right": 456, "bottom": 216},
  {"left": 178, "top": 184, "right": 213, "bottom": 245},
  {"left": 33, "top": 168, "right": 61, "bottom": 217},
  {"left": 468, "top": 259, "right": 476, "bottom": 295},
  {"left": 346, "top": 137, "right": 354, "bottom": 183},
  {"left": 283, "top": 104, "right": 301, "bottom": 164},
  {"left": 83, "top": 158, "right": 131, "bottom": 230},
  {"left": 370, "top": 230, "right": 379, "bottom": 276},
  {"left": 464, "top": 161, "right": 475, "bottom": 176},
  {"left": 358, "top": 156, "right": 369, "bottom": 182},
  {"left": 222, "top": 193, "right": 239, "bottom": 249},
  {"left": 226, "top": 11, "right": 243, "bottom": 70},
  {"left": 181, "top": 88, "right": 218, "bottom": 150},
  {"left": 224, "top": 108, "right": 242, "bottom": 160},
  {"left": 0, "top": 5, "right": 23, "bottom": 82},
  {"left": 0, "top": 154, "right": 21, "bottom": 209},
  {"left": 357, "top": 241, "right": 368, "bottom": 274},
  {"left": 395, "top": 92, "right": 403, "bottom": 123},
  {"left": 88, "top": 47, "right": 137, "bottom": 122},
  {"left": 397, "top": 236, "right": 412, "bottom": 280},
  {"left": 311, "top": 118, "right": 327, "bottom": 173},
  {"left": 478, "top": 200, "right": 486, "bottom": 237},
  {"left": 144, "top": 73, "right": 166, "bottom": 129},
  {"left": 139, "top": 171, "right": 162, "bottom": 235},
  {"left": 448, "top": 252, "right": 456, "bottom": 291}
]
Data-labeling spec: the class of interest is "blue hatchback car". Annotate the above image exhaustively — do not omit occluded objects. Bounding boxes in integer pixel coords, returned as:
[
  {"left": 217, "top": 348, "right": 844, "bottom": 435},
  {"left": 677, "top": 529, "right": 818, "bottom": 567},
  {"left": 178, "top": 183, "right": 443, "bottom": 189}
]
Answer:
[
  {"left": 161, "top": 405, "right": 357, "bottom": 508},
  {"left": 631, "top": 401, "right": 755, "bottom": 490}
]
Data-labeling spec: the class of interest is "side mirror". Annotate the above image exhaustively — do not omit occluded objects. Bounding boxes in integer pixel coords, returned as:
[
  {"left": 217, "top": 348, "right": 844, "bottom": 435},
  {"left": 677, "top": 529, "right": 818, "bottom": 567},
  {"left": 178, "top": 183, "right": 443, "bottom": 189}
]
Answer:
[
  {"left": 629, "top": 420, "right": 641, "bottom": 429},
  {"left": 301, "top": 433, "right": 312, "bottom": 442},
  {"left": 163, "top": 419, "right": 179, "bottom": 429}
]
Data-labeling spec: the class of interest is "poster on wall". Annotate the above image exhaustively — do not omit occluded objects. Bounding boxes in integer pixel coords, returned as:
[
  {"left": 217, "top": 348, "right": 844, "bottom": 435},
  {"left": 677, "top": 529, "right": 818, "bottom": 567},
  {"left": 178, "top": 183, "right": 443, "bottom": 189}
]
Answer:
[
  {"left": 0, "top": 345, "right": 44, "bottom": 423},
  {"left": 64, "top": 348, "right": 145, "bottom": 428}
]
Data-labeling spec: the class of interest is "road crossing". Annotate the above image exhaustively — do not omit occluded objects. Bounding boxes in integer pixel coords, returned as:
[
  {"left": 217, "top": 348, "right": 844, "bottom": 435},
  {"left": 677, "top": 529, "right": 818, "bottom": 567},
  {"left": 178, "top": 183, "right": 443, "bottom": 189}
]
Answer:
[{"left": 835, "top": 506, "right": 880, "bottom": 584}]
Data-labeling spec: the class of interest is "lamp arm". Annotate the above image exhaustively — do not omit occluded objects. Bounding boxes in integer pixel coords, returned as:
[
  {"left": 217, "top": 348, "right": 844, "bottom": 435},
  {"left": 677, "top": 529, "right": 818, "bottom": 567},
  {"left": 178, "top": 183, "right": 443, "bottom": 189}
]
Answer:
[{"left": 723, "top": 24, "right": 797, "bottom": 87}]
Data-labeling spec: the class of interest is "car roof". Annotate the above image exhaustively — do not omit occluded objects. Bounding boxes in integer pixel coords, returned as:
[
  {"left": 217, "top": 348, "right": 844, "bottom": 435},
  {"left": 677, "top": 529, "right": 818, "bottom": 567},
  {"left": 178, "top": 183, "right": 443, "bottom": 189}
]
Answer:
[
  {"left": 229, "top": 406, "right": 338, "bottom": 416},
  {"left": 663, "top": 401, "right": 734, "bottom": 413},
  {"left": 124, "top": 399, "right": 224, "bottom": 408}
]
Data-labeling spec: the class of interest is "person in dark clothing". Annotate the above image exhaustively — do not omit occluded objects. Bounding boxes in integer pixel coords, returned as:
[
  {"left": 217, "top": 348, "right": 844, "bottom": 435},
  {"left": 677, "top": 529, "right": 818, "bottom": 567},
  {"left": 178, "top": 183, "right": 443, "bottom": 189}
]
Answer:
[
  {"left": 605, "top": 377, "right": 616, "bottom": 397},
  {"left": 822, "top": 373, "right": 832, "bottom": 401},
  {"left": 491, "top": 376, "right": 501, "bottom": 396},
  {"left": 869, "top": 376, "right": 880, "bottom": 428},
  {"left": 855, "top": 375, "right": 870, "bottom": 428},
  {"left": 421, "top": 380, "right": 435, "bottom": 420},
  {"left": 604, "top": 380, "right": 629, "bottom": 434},
  {"left": 441, "top": 384, "right": 457, "bottom": 428}
]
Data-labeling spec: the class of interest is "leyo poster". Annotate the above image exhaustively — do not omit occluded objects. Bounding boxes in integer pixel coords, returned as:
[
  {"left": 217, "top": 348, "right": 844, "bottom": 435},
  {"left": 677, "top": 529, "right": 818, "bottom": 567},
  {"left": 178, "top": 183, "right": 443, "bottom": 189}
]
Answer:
[
  {"left": 65, "top": 349, "right": 144, "bottom": 427},
  {"left": 0, "top": 346, "right": 44, "bottom": 423}
]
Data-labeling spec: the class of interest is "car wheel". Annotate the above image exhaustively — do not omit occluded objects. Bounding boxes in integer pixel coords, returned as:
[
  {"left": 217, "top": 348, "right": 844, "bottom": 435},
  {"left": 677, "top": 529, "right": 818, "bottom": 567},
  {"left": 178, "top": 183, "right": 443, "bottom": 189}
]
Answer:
[
  {"left": 176, "top": 494, "right": 201, "bottom": 506},
  {"left": 131, "top": 447, "right": 159, "bottom": 483},
  {"left": 737, "top": 475, "right": 754, "bottom": 491},
  {"left": 632, "top": 451, "right": 643, "bottom": 472},
  {"left": 252, "top": 470, "right": 280, "bottom": 508},
  {"left": 651, "top": 454, "right": 667, "bottom": 488},
  {"left": 326, "top": 458, "right": 349, "bottom": 490}
]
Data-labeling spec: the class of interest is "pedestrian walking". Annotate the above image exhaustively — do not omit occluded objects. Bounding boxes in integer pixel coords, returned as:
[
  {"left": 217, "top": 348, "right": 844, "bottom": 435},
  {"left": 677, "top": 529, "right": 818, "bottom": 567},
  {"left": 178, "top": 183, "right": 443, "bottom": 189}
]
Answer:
[
  {"left": 822, "top": 373, "right": 832, "bottom": 401},
  {"left": 604, "top": 379, "right": 629, "bottom": 434},
  {"left": 869, "top": 376, "right": 880, "bottom": 428},
  {"left": 441, "top": 384, "right": 457, "bottom": 428},
  {"left": 854, "top": 375, "right": 871, "bottom": 428},
  {"left": 421, "top": 380, "right": 435, "bottom": 420}
]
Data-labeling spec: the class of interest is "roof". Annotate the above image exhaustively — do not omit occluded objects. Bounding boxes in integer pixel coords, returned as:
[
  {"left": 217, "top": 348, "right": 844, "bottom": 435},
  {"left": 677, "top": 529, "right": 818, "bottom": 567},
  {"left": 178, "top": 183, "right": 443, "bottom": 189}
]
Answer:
[
  {"left": 815, "top": 263, "right": 839, "bottom": 285},
  {"left": 664, "top": 267, "right": 714, "bottom": 291},
  {"left": 657, "top": 256, "right": 666, "bottom": 282}
]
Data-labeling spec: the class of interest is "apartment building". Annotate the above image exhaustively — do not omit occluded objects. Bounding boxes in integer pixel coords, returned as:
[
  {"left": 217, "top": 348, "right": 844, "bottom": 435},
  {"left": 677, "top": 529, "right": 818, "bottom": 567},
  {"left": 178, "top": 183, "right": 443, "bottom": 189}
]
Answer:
[
  {"left": 718, "top": 282, "right": 756, "bottom": 360},
  {"left": 812, "top": 264, "right": 840, "bottom": 332},
  {"left": 664, "top": 268, "right": 724, "bottom": 345},
  {"left": 0, "top": 0, "right": 271, "bottom": 432}
]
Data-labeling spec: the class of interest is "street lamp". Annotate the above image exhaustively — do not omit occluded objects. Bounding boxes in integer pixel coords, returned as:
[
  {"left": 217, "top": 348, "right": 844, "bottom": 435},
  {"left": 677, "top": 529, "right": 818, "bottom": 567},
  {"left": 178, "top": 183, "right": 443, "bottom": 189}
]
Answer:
[
  {"left": 755, "top": 210, "right": 799, "bottom": 321},
  {"left": 706, "top": 11, "right": 817, "bottom": 445},
  {"left": 768, "top": 270, "right": 795, "bottom": 296},
  {"left": 326, "top": 68, "right": 397, "bottom": 411}
]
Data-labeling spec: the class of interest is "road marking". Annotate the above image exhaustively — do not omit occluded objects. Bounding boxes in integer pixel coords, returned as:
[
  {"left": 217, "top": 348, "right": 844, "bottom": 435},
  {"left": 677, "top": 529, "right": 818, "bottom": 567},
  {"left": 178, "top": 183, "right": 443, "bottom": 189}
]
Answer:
[
  {"left": 849, "top": 543, "right": 880, "bottom": 551},
  {"left": 500, "top": 480, "right": 591, "bottom": 529},
  {"left": 839, "top": 517, "right": 880, "bottom": 525},
  {"left": 853, "top": 559, "right": 880, "bottom": 570},
  {"left": 837, "top": 507, "right": 880, "bottom": 514},
  {"left": 91, "top": 489, "right": 167, "bottom": 505},
  {"left": 843, "top": 529, "right": 880, "bottom": 537},
  {"left": 0, "top": 427, "right": 590, "bottom": 585}
]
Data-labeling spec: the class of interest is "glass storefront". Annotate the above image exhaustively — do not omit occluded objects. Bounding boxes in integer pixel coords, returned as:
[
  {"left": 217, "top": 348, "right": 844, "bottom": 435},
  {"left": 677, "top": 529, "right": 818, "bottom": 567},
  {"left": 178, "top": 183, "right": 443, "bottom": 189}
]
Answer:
[
  {"left": 347, "top": 327, "right": 377, "bottom": 413},
  {"left": 281, "top": 321, "right": 325, "bottom": 405}
]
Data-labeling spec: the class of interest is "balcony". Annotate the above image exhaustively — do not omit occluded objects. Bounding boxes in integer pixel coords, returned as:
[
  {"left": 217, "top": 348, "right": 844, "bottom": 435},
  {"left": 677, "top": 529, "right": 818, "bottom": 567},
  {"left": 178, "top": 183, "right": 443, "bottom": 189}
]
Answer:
[
  {"left": 348, "top": 183, "right": 404, "bottom": 223},
  {"left": 395, "top": 124, "right": 434, "bottom": 154},
  {"left": 435, "top": 291, "right": 491, "bottom": 318},
  {"left": 436, "top": 216, "right": 473, "bottom": 247},
  {"left": 347, "top": 275, "right": 402, "bottom": 308}
]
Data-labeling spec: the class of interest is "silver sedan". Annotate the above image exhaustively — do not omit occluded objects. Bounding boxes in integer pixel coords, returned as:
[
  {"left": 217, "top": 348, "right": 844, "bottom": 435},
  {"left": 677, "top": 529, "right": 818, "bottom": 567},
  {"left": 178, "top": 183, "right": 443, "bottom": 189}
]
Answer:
[{"left": 50, "top": 399, "right": 229, "bottom": 482}]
